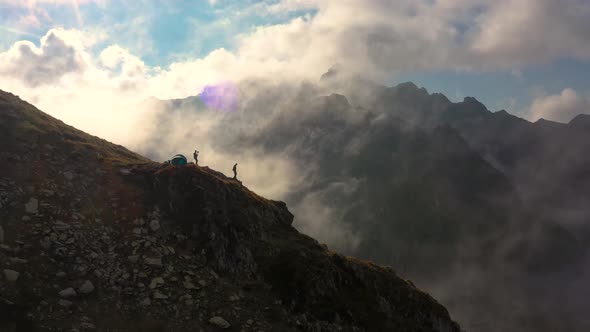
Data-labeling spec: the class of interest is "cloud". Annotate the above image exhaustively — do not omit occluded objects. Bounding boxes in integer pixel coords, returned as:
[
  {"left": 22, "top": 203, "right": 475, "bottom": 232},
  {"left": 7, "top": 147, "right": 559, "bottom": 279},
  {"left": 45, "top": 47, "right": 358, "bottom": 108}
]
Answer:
[
  {"left": 527, "top": 88, "right": 590, "bottom": 123},
  {"left": 0, "top": 29, "right": 88, "bottom": 87},
  {"left": 16, "top": 13, "right": 42, "bottom": 28},
  {"left": 292, "top": 180, "right": 363, "bottom": 252},
  {"left": 0, "top": 0, "right": 101, "bottom": 30},
  {"left": 471, "top": 0, "right": 590, "bottom": 66},
  {"left": 100, "top": 45, "right": 147, "bottom": 78},
  {"left": 0, "top": 25, "right": 41, "bottom": 38},
  {"left": 229, "top": 0, "right": 590, "bottom": 78},
  {"left": 264, "top": 0, "right": 319, "bottom": 14},
  {"left": 2, "top": 0, "right": 590, "bottom": 95},
  {"left": 0, "top": 28, "right": 153, "bottom": 145}
]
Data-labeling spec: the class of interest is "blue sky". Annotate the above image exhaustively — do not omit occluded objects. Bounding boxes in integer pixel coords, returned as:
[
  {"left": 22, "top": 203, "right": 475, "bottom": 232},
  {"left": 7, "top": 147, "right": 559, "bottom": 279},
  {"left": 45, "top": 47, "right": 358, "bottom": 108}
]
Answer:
[
  {"left": 0, "top": 0, "right": 589, "bottom": 123},
  {"left": 399, "top": 58, "right": 590, "bottom": 112},
  {"left": 0, "top": 0, "right": 317, "bottom": 64}
]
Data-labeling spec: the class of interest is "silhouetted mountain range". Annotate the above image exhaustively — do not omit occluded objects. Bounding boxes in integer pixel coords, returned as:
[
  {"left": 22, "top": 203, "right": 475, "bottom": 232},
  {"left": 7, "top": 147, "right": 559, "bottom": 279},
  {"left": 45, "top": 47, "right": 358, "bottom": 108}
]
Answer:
[{"left": 0, "top": 90, "right": 460, "bottom": 331}]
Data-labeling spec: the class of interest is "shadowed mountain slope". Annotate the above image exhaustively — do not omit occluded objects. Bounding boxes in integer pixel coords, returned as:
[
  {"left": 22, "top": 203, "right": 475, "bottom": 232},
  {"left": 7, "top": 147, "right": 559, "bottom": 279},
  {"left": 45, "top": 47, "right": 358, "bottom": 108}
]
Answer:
[
  {"left": 0, "top": 90, "right": 460, "bottom": 332},
  {"left": 371, "top": 83, "right": 590, "bottom": 231}
]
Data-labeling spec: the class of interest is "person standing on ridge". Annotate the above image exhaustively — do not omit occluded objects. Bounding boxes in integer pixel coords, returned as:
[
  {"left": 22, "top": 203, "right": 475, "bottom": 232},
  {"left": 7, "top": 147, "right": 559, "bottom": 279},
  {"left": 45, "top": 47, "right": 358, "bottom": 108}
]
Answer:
[
  {"left": 193, "top": 150, "right": 199, "bottom": 165},
  {"left": 232, "top": 163, "right": 238, "bottom": 180}
]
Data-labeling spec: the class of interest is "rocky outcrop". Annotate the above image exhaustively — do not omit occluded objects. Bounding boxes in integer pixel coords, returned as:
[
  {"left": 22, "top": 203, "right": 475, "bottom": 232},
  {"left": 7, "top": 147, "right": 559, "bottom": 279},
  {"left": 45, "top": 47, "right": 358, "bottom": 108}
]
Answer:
[{"left": 135, "top": 164, "right": 461, "bottom": 331}]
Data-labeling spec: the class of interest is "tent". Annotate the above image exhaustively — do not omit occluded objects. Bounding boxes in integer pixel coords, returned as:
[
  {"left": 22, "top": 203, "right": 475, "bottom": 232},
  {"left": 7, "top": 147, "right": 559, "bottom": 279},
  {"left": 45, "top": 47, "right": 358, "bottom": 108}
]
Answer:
[{"left": 170, "top": 154, "right": 188, "bottom": 166}]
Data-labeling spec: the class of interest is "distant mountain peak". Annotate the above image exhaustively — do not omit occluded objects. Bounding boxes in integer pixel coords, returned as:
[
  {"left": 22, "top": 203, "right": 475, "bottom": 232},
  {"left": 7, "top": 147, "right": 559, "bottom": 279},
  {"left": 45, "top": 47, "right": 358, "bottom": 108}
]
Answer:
[
  {"left": 395, "top": 81, "right": 429, "bottom": 95},
  {"left": 320, "top": 64, "right": 344, "bottom": 81},
  {"left": 535, "top": 117, "right": 561, "bottom": 124},
  {"left": 568, "top": 113, "right": 590, "bottom": 131},
  {"left": 324, "top": 93, "right": 351, "bottom": 108},
  {"left": 462, "top": 96, "right": 486, "bottom": 107}
]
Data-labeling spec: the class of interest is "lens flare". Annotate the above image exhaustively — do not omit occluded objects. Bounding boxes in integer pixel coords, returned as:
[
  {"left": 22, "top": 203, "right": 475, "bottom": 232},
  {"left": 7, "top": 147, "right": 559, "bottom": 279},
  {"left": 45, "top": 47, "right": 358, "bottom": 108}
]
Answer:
[{"left": 198, "top": 81, "right": 239, "bottom": 112}]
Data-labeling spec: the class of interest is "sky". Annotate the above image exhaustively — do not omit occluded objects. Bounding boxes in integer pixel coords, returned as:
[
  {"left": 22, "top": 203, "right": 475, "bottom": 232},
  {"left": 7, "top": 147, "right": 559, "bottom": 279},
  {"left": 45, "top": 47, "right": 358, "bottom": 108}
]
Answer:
[
  {"left": 0, "top": 0, "right": 590, "bottom": 132},
  {"left": 2, "top": 3, "right": 589, "bottom": 330}
]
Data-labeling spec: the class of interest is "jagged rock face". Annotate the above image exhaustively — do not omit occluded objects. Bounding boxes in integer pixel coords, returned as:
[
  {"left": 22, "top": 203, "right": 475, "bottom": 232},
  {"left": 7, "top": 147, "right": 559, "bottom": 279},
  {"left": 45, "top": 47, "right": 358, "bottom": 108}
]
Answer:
[
  {"left": 568, "top": 114, "right": 590, "bottom": 132},
  {"left": 132, "top": 164, "right": 461, "bottom": 332},
  {"left": 146, "top": 164, "right": 293, "bottom": 276},
  {"left": 0, "top": 90, "right": 460, "bottom": 331}
]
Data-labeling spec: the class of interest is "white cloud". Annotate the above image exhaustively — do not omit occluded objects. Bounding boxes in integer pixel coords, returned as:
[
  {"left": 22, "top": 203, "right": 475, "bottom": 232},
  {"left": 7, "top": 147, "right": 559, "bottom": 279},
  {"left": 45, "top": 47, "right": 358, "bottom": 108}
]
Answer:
[
  {"left": 264, "top": 0, "right": 319, "bottom": 14},
  {"left": 223, "top": 0, "right": 590, "bottom": 77},
  {"left": 0, "top": 28, "right": 151, "bottom": 144},
  {"left": 100, "top": 45, "right": 147, "bottom": 77},
  {"left": 0, "top": 0, "right": 102, "bottom": 29},
  {"left": 0, "top": 29, "right": 91, "bottom": 87},
  {"left": 527, "top": 88, "right": 590, "bottom": 123},
  {"left": 471, "top": 0, "right": 590, "bottom": 67},
  {"left": 292, "top": 180, "right": 363, "bottom": 252},
  {"left": 3, "top": 0, "right": 589, "bottom": 92},
  {"left": 16, "top": 13, "right": 42, "bottom": 28}
]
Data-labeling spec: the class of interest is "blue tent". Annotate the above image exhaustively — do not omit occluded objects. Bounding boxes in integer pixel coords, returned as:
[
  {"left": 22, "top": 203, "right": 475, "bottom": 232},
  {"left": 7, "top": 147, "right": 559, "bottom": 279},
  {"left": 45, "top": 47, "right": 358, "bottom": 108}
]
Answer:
[{"left": 170, "top": 154, "right": 188, "bottom": 166}]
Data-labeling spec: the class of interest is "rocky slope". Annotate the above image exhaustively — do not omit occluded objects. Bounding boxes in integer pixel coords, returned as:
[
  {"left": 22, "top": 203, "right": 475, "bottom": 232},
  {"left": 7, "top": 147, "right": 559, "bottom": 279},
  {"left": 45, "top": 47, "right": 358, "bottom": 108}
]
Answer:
[{"left": 0, "top": 90, "right": 461, "bottom": 331}]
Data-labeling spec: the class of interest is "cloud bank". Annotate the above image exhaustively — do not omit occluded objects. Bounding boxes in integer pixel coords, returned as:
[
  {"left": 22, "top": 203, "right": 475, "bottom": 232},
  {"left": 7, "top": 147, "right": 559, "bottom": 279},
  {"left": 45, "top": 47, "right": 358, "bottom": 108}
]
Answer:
[{"left": 528, "top": 88, "right": 590, "bottom": 123}]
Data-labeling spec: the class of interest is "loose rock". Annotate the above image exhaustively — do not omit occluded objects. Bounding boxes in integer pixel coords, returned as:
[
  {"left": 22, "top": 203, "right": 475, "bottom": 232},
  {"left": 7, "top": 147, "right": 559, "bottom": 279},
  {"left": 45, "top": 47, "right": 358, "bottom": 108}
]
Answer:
[
  {"left": 8, "top": 257, "right": 27, "bottom": 264},
  {"left": 58, "top": 299, "right": 73, "bottom": 307},
  {"left": 145, "top": 257, "right": 163, "bottom": 267},
  {"left": 128, "top": 255, "right": 139, "bottom": 263},
  {"left": 153, "top": 291, "right": 168, "bottom": 300},
  {"left": 3, "top": 269, "right": 19, "bottom": 282},
  {"left": 209, "top": 316, "right": 231, "bottom": 329},
  {"left": 179, "top": 294, "right": 193, "bottom": 305},
  {"left": 79, "top": 280, "right": 95, "bottom": 294},
  {"left": 149, "top": 220, "right": 160, "bottom": 232},
  {"left": 149, "top": 277, "right": 165, "bottom": 289},
  {"left": 59, "top": 287, "right": 77, "bottom": 298},
  {"left": 80, "top": 322, "right": 96, "bottom": 330},
  {"left": 25, "top": 198, "right": 38, "bottom": 214},
  {"left": 183, "top": 281, "right": 197, "bottom": 289}
]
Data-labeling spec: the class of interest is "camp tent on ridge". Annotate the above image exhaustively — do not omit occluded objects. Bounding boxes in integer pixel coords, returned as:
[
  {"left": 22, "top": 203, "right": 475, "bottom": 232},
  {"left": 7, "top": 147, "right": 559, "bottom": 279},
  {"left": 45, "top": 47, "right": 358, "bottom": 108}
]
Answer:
[{"left": 170, "top": 154, "right": 188, "bottom": 166}]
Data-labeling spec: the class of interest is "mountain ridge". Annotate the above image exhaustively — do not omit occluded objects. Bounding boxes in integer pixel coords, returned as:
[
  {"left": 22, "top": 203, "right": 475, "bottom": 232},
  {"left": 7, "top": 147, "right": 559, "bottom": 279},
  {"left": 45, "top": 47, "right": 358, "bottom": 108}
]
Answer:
[{"left": 0, "top": 89, "right": 461, "bottom": 332}]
